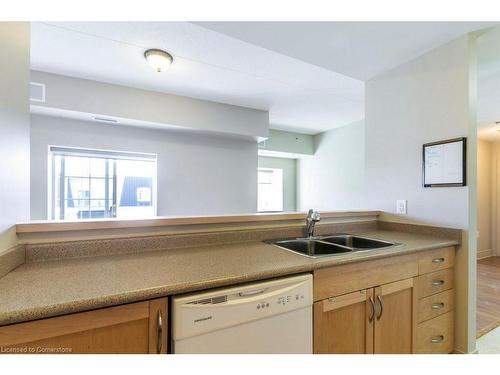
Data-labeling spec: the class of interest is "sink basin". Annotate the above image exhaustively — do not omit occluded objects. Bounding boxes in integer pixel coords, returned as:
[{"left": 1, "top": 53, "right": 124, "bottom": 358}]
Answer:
[
  {"left": 320, "top": 235, "right": 395, "bottom": 250},
  {"left": 270, "top": 234, "right": 399, "bottom": 258},
  {"left": 273, "top": 239, "right": 352, "bottom": 258}
]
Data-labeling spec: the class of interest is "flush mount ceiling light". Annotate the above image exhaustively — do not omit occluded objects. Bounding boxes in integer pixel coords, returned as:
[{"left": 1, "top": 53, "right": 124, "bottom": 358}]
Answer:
[{"left": 144, "top": 49, "right": 173, "bottom": 72}]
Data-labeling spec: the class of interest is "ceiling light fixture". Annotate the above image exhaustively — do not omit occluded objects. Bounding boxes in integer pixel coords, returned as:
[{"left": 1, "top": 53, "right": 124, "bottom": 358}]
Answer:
[{"left": 144, "top": 49, "right": 173, "bottom": 72}]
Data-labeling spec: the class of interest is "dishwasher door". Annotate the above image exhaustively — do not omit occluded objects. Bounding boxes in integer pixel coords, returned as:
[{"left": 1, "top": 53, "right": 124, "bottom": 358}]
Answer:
[{"left": 172, "top": 274, "right": 313, "bottom": 354}]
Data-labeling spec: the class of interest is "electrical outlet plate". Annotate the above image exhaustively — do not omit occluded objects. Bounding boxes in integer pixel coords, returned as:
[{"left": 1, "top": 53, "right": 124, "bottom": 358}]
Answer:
[{"left": 396, "top": 200, "right": 407, "bottom": 215}]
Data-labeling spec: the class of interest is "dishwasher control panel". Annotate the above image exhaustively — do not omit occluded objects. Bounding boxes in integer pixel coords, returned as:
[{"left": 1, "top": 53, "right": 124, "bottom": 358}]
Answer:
[
  {"left": 277, "top": 293, "right": 305, "bottom": 305},
  {"left": 257, "top": 292, "right": 305, "bottom": 310},
  {"left": 172, "top": 274, "right": 313, "bottom": 340}
]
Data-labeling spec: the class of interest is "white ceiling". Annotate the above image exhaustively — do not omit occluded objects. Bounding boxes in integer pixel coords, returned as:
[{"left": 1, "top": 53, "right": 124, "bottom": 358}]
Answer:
[
  {"left": 195, "top": 22, "right": 494, "bottom": 81},
  {"left": 31, "top": 22, "right": 364, "bottom": 134},
  {"left": 31, "top": 22, "right": 494, "bottom": 135}
]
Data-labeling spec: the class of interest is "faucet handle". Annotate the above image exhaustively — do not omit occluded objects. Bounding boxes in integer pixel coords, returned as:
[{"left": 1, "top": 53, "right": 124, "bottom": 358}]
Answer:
[{"left": 312, "top": 211, "right": 321, "bottom": 221}]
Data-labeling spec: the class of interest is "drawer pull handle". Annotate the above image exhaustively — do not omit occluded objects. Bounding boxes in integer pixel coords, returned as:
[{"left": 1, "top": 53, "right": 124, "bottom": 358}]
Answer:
[
  {"left": 432, "top": 257, "right": 445, "bottom": 263},
  {"left": 431, "top": 302, "right": 444, "bottom": 310},
  {"left": 431, "top": 335, "right": 444, "bottom": 344},
  {"left": 431, "top": 302, "right": 445, "bottom": 309},
  {"left": 432, "top": 280, "right": 445, "bottom": 286}
]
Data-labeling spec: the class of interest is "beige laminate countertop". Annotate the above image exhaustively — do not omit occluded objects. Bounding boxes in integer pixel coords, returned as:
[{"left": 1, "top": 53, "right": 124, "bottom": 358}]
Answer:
[{"left": 0, "top": 230, "right": 458, "bottom": 326}]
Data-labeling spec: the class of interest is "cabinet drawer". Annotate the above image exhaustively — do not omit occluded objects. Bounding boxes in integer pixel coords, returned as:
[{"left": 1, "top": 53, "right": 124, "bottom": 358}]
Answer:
[
  {"left": 314, "top": 253, "right": 417, "bottom": 301},
  {"left": 418, "top": 289, "right": 454, "bottom": 323},
  {"left": 416, "top": 312, "right": 454, "bottom": 353},
  {"left": 416, "top": 268, "right": 454, "bottom": 298},
  {"left": 418, "top": 247, "right": 455, "bottom": 274}
]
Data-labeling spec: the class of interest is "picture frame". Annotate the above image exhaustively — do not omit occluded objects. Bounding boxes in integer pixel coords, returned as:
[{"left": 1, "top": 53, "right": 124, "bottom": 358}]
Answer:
[{"left": 422, "top": 137, "right": 466, "bottom": 187}]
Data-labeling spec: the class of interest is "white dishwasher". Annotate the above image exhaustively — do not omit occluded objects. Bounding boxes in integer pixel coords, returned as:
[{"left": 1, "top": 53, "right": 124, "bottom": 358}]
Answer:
[{"left": 172, "top": 274, "right": 313, "bottom": 354}]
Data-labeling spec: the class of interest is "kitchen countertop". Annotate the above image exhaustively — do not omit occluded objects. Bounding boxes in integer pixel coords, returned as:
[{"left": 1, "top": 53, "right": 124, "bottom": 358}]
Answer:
[{"left": 0, "top": 230, "right": 459, "bottom": 326}]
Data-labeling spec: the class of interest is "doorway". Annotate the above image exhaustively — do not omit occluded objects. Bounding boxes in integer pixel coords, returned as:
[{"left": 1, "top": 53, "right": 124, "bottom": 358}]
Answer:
[{"left": 476, "top": 25, "right": 500, "bottom": 345}]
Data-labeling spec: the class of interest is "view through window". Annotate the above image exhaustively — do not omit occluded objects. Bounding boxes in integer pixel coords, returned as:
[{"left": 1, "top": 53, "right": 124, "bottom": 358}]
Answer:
[
  {"left": 50, "top": 147, "right": 157, "bottom": 220},
  {"left": 257, "top": 167, "right": 283, "bottom": 212}
]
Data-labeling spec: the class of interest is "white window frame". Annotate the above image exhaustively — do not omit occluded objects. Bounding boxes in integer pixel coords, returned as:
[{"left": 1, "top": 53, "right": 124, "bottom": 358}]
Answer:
[{"left": 48, "top": 145, "right": 158, "bottom": 220}]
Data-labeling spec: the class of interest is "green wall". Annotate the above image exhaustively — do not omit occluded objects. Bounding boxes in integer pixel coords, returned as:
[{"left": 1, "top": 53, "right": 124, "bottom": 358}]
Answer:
[{"left": 259, "top": 129, "right": 314, "bottom": 156}]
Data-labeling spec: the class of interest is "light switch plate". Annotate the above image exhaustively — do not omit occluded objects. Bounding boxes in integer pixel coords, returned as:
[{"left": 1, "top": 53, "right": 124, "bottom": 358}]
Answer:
[{"left": 396, "top": 200, "right": 407, "bottom": 215}]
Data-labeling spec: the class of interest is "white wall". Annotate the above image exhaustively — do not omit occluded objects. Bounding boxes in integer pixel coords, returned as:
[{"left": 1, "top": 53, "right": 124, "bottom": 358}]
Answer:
[
  {"left": 30, "top": 114, "right": 258, "bottom": 219},
  {"left": 30, "top": 70, "right": 269, "bottom": 140},
  {"left": 0, "top": 23, "right": 30, "bottom": 253},
  {"left": 364, "top": 36, "right": 473, "bottom": 229},
  {"left": 297, "top": 120, "right": 365, "bottom": 211},
  {"left": 364, "top": 34, "right": 476, "bottom": 354},
  {"left": 298, "top": 37, "right": 474, "bottom": 230}
]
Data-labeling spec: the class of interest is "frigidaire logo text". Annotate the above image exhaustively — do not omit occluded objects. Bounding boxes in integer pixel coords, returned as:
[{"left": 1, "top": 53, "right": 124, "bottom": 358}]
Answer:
[{"left": 194, "top": 316, "right": 212, "bottom": 323}]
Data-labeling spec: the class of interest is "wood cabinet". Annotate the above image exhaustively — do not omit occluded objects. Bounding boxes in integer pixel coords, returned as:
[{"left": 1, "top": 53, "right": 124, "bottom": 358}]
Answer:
[
  {"left": 314, "top": 253, "right": 418, "bottom": 301},
  {"left": 415, "top": 247, "right": 455, "bottom": 353},
  {"left": 373, "top": 279, "right": 415, "bottom": 354},
  {"left": 314, "top": 277, "right": 416, "bottom": 354},
  {"left": 416, "top": 312, "right": 454, "bottom": 353},
  {"left": 0, "top": 298, "right": 168, "bottom": 354},
  {"left": 314, "top": 289, "right": 374, "bottom": 353},
  {"left": 313, "top": 247, "right": 455, "bottom": 354}
]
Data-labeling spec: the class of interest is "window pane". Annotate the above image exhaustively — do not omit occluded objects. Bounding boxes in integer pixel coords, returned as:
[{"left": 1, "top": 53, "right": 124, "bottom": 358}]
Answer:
[
  {"left": 64, "top": 199, "right": 90, "bottom": 221},
  {"left": 89, "top": 200, "right": 106, "bottom": 219},
  {"left": 89, "top": 158, "right": 106, "bottom": 177},
  {"left": 116, "top": 159, "right": 155, "bottom": 219},
  {"left": 258, "top": 170, "right": 274, "bottom": 184},
  {"left": 65, "top": 156, "right": 90, "bottom": 177},
  {"left": 90, "top": 178, "right": 106, "bottom": 200},
  {"left": 257, "top": 168, "right": 283, "bottom": 212},
  {"left": 66, "top": 177, "right": 90, "bottom": 200},
  {"left": 50, "top": 149, "right": 156, "bottom": 220}
]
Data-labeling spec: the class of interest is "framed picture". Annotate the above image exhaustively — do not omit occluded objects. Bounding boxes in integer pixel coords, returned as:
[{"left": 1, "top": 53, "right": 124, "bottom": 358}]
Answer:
[{"left": 423, "top": 137, "right": 466, "bottom": 187}]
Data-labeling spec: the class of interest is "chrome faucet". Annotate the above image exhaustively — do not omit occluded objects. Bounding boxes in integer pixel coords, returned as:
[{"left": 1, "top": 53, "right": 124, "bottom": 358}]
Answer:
[{"left": 306, "top": 209, "right": 321, "bottom": 238}]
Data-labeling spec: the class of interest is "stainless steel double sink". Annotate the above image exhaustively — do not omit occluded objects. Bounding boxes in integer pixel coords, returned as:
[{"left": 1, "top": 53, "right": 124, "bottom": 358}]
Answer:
[{"left": 271, "top": 234, "right": 400, "bottom": 258}]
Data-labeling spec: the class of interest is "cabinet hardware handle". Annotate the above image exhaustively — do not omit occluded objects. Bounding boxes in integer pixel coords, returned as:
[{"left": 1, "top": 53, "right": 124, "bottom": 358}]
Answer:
[
  {"left": 432, "top": 257, "right": 445, "bottom": 263},
  {"left": 376, "top": 295, "right": 383, "bottom": 320},
  {"left": 431, "top": 335, "right": 444, "bottom": 343},
  {"left": 431, "top": 302, "right": 445, "bottom": 309},
  {"left": 432, "top": 280, "right": 445, "bottom": 286},
  {"left": 369, "top": 297, "right": 375, "bottom": 322},
  {"left": 157, "top": 310, "right": 163, "bottom": 354}
]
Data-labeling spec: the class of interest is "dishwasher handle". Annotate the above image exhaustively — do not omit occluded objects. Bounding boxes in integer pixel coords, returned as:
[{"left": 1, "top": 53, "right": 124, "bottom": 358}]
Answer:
[{"left": 238, "top": 289, "right": 266, "bottom": 297}]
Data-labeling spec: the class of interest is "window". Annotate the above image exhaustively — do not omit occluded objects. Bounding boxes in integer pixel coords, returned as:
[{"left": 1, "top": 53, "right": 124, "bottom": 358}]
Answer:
[
  {"left": 257, "top": 168, "right": 283, "bottom": 212},
  {"left": 49, "top": 147, "right": 157, "bottom": 220}
]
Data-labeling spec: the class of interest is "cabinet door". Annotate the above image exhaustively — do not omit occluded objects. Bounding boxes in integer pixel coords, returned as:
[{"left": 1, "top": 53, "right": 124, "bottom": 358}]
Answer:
[
  {"left": 373, "top": 278, "right": 416, "bottom": 354},
  {"left": 0, "top": 298, "right": 168, "bottom": 354},
  {"left": 314, "top": 289, "right": 374, "bottom": 354}
]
